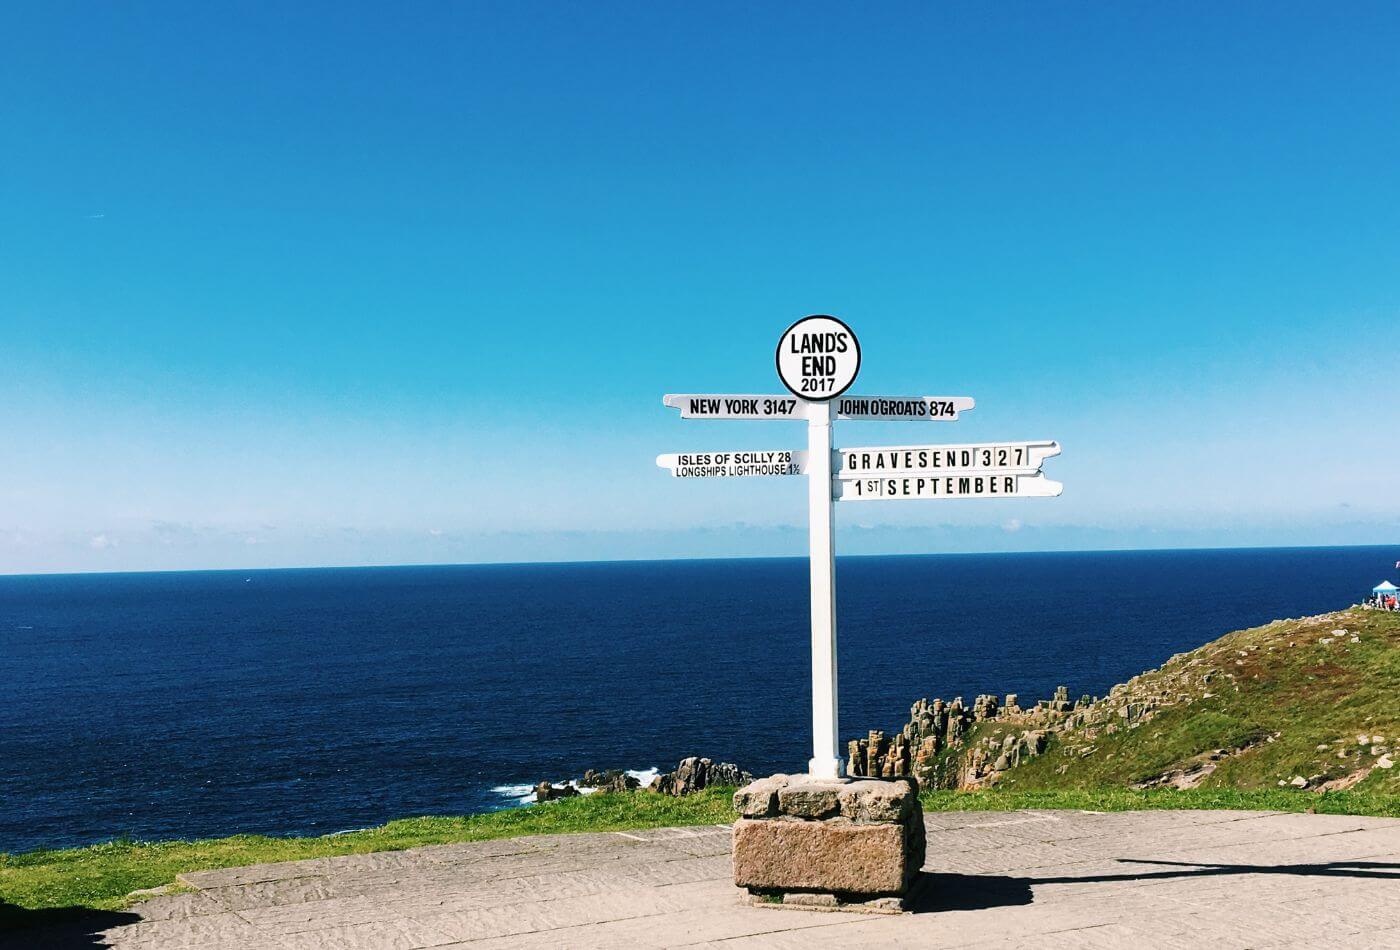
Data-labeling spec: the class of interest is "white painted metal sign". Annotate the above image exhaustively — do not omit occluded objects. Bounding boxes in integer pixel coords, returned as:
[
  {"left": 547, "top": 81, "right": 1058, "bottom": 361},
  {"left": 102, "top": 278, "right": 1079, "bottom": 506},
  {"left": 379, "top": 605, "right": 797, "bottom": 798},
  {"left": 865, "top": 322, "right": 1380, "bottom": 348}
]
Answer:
[
  {"left": 776, "top": 315, "right": 861, "bottom": 401},
  {"left": 834, "top": 395, "right": 975, "bottom": 421},
  {"left": 656, "top": 315, "right": 1062, "bottom": 782},
  {"left": 656, "top": 450, "right": 808, "bottom": 478},
  {"left": 663, "top": 394, "right": 808, "bottom": 420},
  {"left": 835, "top": 440, "right": 1060, "bottom": 475},
  {"left": 834, "top": 472, "right": 1063, "bottom": 501}
]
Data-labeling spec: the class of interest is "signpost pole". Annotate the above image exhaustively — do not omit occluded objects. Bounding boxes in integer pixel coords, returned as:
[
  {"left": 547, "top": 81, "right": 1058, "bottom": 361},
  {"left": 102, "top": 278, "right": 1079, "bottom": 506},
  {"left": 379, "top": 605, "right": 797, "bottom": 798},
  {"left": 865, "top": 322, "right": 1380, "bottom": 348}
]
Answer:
[{"left": 805, "top": 400, "right": 842, "bottom": 779}]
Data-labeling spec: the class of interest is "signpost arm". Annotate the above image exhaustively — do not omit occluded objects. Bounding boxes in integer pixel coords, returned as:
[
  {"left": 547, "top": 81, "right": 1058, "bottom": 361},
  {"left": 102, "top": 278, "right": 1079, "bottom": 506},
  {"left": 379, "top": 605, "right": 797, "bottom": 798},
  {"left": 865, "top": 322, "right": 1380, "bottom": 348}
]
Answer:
[{"left": 806, "top": 400, "right": 843, "bottom": 779}]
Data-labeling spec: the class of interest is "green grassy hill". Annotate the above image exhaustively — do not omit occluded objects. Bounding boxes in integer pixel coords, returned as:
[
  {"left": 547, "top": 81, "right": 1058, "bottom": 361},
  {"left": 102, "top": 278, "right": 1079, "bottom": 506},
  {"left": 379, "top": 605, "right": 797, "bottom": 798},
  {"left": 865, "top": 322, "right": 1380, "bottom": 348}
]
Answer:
[{"left": 966, "top": 607, "right": 1400, "bottom": 795}]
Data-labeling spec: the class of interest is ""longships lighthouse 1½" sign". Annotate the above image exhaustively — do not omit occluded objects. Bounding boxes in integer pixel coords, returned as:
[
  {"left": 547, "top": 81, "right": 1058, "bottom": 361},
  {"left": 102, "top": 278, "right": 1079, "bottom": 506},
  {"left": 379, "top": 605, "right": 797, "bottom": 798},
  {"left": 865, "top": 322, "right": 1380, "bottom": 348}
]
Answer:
[{"left": 657, "top": 315, "right": 1062, "bottom": 779}]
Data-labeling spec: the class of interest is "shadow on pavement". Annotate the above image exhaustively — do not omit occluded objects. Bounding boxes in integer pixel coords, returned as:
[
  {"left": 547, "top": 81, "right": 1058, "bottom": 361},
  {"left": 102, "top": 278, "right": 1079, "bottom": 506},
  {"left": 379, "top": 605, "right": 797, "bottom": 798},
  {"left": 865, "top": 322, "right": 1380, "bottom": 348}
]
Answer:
[
  {"left": 907, "top": 859, "right": 1400, "bottom": 914},
  {"left": 907, "top": 872, "right": 1033, "bottom": 912},
  {"left": 0, "top": 901, "right": 140, "bottom": 950},
  {"left": 1039, "top": 858, "right": 1400, "bottom": 885}
]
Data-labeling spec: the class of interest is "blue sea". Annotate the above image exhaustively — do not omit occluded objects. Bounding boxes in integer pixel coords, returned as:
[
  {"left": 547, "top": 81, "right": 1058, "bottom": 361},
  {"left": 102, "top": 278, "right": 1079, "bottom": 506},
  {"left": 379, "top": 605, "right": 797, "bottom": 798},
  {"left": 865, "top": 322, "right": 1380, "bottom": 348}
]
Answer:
[{"left": 1, "top": 546, "right": 1394, "bottom": 854}]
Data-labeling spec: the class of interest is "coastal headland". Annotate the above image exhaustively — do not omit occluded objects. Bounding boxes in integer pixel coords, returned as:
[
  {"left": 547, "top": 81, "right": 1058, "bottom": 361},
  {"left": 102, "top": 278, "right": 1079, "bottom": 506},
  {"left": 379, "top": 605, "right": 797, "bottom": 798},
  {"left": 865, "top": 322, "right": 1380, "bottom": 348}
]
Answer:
[{"left": 849, "top": 606, "right": 1400, "bottom": 797}]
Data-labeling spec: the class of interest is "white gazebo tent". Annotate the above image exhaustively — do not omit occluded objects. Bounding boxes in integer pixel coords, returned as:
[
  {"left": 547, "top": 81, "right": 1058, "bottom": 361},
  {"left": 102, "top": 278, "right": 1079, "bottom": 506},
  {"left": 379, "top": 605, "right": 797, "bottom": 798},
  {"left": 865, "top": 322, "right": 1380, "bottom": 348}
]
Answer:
[{"left": 1373, "top": 580, "right": 1399, "bottom": 604}]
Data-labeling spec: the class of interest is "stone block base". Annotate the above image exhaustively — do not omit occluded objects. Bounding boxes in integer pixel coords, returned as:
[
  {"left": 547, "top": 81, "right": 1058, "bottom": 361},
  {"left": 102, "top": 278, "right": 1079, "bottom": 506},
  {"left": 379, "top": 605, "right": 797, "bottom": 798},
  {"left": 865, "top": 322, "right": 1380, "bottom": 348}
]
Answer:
[
  {"left": 739, "top": 873, "right": 930, "bottom": 914},
  {"left": 732, "top": 773, "right": 924, "bottom": 907}
]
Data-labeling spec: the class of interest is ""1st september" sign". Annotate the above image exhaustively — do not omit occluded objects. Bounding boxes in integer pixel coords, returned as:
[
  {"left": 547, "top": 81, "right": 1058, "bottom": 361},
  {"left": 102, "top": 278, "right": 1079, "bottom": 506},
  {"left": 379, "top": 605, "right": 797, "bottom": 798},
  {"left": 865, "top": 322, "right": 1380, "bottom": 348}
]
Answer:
[{"left": 833, "top": 472, "right": 1063, "bottom": 501}]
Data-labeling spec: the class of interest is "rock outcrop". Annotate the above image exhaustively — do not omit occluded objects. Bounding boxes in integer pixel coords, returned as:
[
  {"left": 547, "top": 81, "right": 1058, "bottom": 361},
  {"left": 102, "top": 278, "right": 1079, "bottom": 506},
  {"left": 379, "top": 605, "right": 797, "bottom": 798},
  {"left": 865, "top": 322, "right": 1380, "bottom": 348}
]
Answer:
[
  {"left": 651, "top": 757, "right": 752, "bottom": 795},
  {"left": 580, "top": 769, "right": 641, "bottom": 793},
  {"left": 536, "top": 758, "right": 749, "bottom": 801},
  {"left": 848, "top": 687, "right": 1086, "bottom": 789},
  {"left": 533, "top": 780, "right": 580, "bottom": 802}
]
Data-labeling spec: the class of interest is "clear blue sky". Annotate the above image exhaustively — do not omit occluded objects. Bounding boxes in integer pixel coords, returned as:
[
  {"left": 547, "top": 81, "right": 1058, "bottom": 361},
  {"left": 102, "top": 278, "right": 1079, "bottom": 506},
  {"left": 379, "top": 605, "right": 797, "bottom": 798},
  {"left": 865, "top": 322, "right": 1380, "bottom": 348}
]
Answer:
[{"left": 3, "top": 3, "right": 1398, "bottom": 573}]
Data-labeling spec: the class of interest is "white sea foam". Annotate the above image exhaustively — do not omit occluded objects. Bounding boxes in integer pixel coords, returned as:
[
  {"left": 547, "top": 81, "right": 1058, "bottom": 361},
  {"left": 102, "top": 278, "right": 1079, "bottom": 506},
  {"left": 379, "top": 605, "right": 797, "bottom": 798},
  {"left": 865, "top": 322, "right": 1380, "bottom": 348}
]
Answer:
[
  {"left": 491, "top": 783, "right": 537, "bottom": 805},
  {"left": 626, "top": 767, "right": 661, "bottom": 789},
  {"left": 492, "top": 767, "right": 662, "bottom": 806}
]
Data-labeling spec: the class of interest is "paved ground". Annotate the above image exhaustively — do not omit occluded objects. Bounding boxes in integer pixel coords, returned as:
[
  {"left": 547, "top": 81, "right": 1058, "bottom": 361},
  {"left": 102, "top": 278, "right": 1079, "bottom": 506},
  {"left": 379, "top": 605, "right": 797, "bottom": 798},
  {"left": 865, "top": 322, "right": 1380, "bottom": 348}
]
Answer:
[{"left": 11, "top": 809, "right": 1400, "bottom": 949}]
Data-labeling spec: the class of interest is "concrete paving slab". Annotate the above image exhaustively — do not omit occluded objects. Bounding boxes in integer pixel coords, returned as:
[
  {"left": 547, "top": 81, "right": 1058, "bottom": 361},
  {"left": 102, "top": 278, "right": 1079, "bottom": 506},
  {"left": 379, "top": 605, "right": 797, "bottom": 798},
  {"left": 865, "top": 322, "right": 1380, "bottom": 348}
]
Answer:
[{"left": 8, "top": 810, "right": 1400, "bottom": 949}]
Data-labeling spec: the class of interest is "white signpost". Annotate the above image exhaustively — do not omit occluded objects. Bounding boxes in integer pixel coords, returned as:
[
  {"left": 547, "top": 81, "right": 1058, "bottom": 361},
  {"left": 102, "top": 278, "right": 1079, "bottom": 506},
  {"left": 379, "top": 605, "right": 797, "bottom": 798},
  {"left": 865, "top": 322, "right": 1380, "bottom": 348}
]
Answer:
[{"left": 658, "top": 316, "right": 1062, "bottom": 780}]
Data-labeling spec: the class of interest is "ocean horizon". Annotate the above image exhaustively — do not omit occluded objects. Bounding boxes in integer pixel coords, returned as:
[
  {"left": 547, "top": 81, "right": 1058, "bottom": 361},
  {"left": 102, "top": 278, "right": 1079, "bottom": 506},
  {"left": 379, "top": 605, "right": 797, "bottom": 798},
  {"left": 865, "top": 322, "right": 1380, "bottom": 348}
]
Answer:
[
  {"left": 3, "top": 540, "right": 1396, "bottom": 579},
  {"left": 2, "top": 544, "right": 1395, "bottom": 854}
]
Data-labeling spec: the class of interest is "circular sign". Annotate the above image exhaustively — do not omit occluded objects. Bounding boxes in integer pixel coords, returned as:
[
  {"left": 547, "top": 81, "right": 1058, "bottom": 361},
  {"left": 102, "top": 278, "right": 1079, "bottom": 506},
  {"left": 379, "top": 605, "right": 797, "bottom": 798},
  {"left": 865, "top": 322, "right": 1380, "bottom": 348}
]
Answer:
[{"left": 775, "top": 315, "right": 861, "bottom": 401}]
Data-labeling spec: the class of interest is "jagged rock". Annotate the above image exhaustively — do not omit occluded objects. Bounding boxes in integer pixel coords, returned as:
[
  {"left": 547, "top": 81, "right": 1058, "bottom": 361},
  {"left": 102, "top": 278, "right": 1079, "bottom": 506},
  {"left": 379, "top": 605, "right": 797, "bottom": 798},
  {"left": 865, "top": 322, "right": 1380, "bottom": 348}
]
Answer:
[
  {"left": 847, "top": 684, "right": 1077, "bottom": 787},
  {"left": 580, "top": 769, "right": 640, "bottom": 793},
  {"left": 650, "top": 757, "right": 752, "bottom": 796},
  {"left": 533, "top": 780, "right": 579, "bottom": 802},
  {"left": 973, "top": 694, "right": 999, "bottom": 721},
  {"left": 707, "top": 760, "right": 752, "bottom": 786}
]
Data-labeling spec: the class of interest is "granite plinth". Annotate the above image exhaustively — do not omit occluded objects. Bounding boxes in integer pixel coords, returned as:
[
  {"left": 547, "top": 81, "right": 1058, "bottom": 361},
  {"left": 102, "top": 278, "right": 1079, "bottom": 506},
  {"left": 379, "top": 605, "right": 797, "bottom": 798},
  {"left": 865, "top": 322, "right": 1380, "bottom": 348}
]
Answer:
[{"left": 731, "top": 774, "right": 924, "bottom": 908}]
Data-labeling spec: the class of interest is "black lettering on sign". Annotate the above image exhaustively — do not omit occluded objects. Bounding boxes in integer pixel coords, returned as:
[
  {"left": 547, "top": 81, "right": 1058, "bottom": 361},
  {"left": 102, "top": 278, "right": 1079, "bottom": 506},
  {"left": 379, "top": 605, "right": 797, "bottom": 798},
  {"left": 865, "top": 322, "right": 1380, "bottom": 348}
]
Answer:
[{"left": 790, "top": 331, "right": 850, "bottom": 355}]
